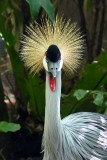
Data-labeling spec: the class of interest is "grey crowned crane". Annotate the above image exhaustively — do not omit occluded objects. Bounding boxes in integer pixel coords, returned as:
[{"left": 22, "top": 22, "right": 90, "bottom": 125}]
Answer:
[{"left": 21, "top": 16, "right": 107, "bottom": 160}]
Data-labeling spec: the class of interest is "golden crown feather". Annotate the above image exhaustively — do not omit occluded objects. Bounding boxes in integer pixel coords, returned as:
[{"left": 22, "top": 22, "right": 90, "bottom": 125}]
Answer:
[{"left": 21, "top": 16, "right": 85, "bottom": 75}]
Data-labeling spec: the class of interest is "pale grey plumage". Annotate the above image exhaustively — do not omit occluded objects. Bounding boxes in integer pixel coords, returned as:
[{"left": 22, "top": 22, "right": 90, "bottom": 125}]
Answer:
[{"left": 42, "top": 71, "right": 107, "bottom": 160}]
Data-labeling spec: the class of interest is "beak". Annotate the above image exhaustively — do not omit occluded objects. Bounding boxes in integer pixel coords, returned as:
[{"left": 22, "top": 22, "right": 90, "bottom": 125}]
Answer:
[
  {"left": 49, "top": 69, "right": 57, "bottom": 92},
  {"left": 48, "top": 62, "right": 58, "bottom": 78},
  {"left": 50, "top": 70, "right": 57, "bottom": 78}
]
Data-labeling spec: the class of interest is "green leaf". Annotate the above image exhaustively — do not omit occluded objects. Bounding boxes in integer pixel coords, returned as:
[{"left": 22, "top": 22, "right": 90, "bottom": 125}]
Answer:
[
  {"left": 93, "top": 93, "right": 104, "bottom": 107},
  {"left": 98, "top": 51, "right": 107, "bottom": 68},
  {"left": 0, "top": 121, "right": 21, "bottom": 133},
  {"left": 74, "top": 52, "right": 107, "bottom": 90},
  {"left": 26, "top": 0, "right": 41, "bottom": 20},
  {"left": 26, "top": 0, "right": 55, "bottom": 22},
  {"left": 0, "top": 17, "right": 16, "bottom": 46},
  {"left": 84, "top": 0, "right": 91, "bottom": 12},
  {"left": 41, "top": 0, "right": 55, "bottom": 22},
  {"left": 26, "top": 74, "right": 45, "bottom": 120},
  {"left": 73, "top": 89, "right": 89, "bottom": 100}
]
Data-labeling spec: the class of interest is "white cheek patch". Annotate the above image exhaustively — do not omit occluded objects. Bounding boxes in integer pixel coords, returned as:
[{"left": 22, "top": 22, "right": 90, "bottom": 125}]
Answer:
[
  {"left": 58, "top": 59, "right": 63, "bottom": 71},
  {"left": 43, "top": 57, "right": 48, "bottom": 71}
]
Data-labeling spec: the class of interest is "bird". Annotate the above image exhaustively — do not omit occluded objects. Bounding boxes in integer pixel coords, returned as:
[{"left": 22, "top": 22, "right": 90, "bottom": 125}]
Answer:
[{"left": 21, "top": 16, "right": 107, "bottom": 160}]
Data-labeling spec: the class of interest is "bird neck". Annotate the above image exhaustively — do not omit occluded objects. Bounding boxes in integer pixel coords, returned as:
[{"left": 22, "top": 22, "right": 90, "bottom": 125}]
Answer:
[
  {"left": 43, "top": 71, "right": 62, "bottom": 151},
  {"left": 45, "top": 71, "right": 61, "bottom": 122}
]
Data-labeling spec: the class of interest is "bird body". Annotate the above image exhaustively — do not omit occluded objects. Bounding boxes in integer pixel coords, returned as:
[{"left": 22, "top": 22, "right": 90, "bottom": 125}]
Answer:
[
  {"left": 21, "top": 16, "right": 107, "bottom": 160},
  {"left": 43, "top": 71, "right": 107, "bottom": 160}
]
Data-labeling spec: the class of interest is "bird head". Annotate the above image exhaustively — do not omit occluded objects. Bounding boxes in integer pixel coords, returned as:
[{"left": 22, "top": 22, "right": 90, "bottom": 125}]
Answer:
[
  {"left": 43, "top": 44, "right": 63, "bottom": 91},
  {"left": 21, "top": 16, "right": 85, "bottom": 91}
]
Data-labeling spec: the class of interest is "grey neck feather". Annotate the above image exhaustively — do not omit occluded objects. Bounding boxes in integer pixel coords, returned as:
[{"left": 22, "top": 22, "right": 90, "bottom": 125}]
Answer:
[
  {"left": 43, "top": 71, "right": 62, "bottom": 159},
  {"left": 42, "top": 71, "right": 107, "bottom": 160}
]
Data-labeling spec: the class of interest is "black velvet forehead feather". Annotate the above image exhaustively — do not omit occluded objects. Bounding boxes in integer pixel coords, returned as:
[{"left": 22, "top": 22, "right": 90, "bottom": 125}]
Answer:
[{"left": 46, "top": 45, "right": 61, "bottom": 63}]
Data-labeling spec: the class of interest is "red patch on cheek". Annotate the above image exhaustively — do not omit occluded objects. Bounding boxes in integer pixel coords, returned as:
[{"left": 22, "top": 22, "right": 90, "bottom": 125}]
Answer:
[{"left": 49, "top": 77, "right": 56, "bottom": 92}]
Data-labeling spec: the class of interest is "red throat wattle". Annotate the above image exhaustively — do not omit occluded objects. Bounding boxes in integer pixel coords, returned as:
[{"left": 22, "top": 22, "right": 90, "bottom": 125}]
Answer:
[{"left": 49, "top": 77, "right": 56, "bottom": 92}]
